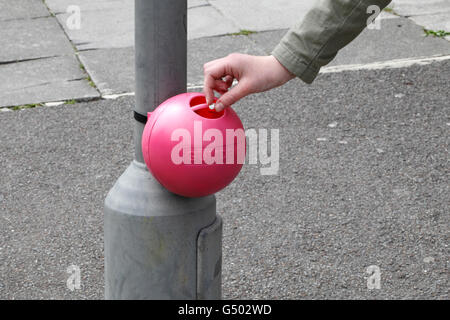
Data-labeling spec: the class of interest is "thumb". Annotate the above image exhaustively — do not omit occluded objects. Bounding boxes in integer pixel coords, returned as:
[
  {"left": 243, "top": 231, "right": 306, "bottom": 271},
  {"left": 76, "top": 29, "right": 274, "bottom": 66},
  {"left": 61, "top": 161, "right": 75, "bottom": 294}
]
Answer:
[{"left": 215, "top": 81, "right": 250, "bottom": 112}]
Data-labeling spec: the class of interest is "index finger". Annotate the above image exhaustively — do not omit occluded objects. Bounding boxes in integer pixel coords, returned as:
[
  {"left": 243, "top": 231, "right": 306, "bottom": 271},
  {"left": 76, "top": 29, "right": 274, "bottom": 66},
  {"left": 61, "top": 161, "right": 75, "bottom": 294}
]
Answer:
[
  {"left": 203, "top": 73, "right": 217, "bottom": 105},
  {"left": 203, "top": 62, "right": 228, "bottom": 104}
]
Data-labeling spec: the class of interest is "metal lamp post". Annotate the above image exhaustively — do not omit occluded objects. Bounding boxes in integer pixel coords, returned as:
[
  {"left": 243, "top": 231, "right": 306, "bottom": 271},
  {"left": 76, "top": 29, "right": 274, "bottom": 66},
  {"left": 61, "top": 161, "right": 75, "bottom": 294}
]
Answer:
[{"left": 104, "top": 0, "right": 222, "bottom": 299}]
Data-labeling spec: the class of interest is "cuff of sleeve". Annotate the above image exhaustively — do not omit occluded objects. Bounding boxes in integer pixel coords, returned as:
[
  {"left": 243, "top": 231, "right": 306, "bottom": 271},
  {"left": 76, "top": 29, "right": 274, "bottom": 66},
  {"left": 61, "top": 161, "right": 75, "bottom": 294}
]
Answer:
[{"left": 271, "top": 42, "right": 320, "bottom": 84}]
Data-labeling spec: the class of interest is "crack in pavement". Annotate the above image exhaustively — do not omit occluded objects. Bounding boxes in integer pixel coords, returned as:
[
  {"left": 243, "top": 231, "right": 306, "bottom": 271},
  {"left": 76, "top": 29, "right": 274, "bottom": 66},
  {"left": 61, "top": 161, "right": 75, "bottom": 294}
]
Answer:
[{"left": 0, "top": 55, "right": 59, "bottom": 66}]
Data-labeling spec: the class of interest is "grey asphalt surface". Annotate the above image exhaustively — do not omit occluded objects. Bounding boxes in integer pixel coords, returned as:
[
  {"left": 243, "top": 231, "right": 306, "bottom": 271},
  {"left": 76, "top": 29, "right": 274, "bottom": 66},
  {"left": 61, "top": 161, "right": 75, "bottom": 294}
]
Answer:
[{"left": 0, "top": 59, "right": 448, "bottom": 299}]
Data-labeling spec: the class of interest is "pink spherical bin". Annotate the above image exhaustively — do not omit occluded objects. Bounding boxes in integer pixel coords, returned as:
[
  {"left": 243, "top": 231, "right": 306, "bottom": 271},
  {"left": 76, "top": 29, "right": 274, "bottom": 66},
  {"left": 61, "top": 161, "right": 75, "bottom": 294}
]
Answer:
[{"left": 142, "top": 92, "right": 246, "bottom": 197}]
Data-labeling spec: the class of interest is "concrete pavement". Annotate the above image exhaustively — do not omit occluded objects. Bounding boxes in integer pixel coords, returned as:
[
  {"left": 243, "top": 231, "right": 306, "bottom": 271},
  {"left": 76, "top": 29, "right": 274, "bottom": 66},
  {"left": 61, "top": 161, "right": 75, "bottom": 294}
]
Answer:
[
  {"left": 0, "top": 0, "right": 449, "bottom": 106},
  {"left": 391, "top": 0, "right": 450, "bottom": 39}
]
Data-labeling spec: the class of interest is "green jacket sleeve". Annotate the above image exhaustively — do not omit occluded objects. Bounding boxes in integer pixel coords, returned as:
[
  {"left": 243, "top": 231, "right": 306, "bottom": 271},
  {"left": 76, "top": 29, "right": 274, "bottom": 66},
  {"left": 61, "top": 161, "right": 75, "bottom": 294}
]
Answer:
[{"left": 271, "top": 0, "right": 392, "bottom": 83}]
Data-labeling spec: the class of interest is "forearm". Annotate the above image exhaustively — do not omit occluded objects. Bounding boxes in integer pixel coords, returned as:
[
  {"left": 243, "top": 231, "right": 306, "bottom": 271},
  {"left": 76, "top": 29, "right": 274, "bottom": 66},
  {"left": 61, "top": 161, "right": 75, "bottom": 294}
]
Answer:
[{"left": 272, "top": 0, "right": 391, "bottom": 83}]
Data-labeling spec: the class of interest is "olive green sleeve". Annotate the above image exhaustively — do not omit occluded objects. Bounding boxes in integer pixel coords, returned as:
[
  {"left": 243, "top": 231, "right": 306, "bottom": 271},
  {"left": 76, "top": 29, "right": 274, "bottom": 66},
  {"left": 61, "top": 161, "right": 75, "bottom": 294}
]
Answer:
[{"left": 271, "top": 0, "right": 392, "bottom": 83}]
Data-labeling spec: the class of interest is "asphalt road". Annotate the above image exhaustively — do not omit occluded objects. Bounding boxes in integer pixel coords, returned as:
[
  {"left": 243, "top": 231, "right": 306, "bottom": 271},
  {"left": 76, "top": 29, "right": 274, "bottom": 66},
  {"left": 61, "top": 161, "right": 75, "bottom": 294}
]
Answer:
[{"left": 0, "top": 60, "right": 448, "bottom": 299}]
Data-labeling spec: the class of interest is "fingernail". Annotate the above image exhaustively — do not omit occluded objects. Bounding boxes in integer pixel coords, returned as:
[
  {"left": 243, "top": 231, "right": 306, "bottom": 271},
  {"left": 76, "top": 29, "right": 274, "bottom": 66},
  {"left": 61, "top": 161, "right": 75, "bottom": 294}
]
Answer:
[
  {"left": 209, "top": 103, "right": 215, "bottom": 110},
  {"left": 215, "top": 102, "right": 224, "bottom": 112}
]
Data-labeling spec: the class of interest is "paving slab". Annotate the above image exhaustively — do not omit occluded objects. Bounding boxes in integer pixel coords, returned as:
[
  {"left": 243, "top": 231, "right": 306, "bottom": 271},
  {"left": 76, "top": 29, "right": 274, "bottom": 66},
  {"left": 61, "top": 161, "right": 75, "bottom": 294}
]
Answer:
[
  {"left": 330, "top": 16, "right": 450, "bottom": 65},
  {"left": 390, "top": 0, "right": 450, "bottom": 41},
  {"left": 249, "top": 17, "right": 450, "bottom": 67},
  {"left": 187, "top": 5, "right": 240, "bottom": 40},
  {"left": 46, "top": 0, "right": 208, "bottom": 12},
  {"left": 209, "top": 0, "right": 315, "bottom": 31},
  {"left": 408, "top": 13, "right": 450, "bottom": 41},
  {"left": 46, "top": 0, "right": 241, "bottom": 50},
  {"left": 0, "top": 0, "right": 50, "bottom": 21},
  {"left": 391, "top": 0, "right": 450, "bottom": 16},
  {"left": 0, "top": 60, "right": 448, "bottom": 299},
  {"left": 51, "top": 2, "right": 134, "bottom": 50},
  {"left": 0, "top": 56, "right": 99, "bottom": 107},
  {"left": 188, "top": 0, "right": 209, "bottom": 8},
  {"left": 0, "top": 17, "right": 74, "bottom": 62},
  {"left": 78, "top": 47, "right": 135, "bottom": 95},
  {"left": 44, "top": 0, "right": 131, "bottom": 13}
]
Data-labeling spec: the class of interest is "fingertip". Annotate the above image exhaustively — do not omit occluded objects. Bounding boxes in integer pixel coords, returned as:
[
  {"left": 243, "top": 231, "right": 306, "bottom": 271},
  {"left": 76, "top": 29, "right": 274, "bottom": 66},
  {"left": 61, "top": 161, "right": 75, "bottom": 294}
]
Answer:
[
  {"left": 215, "top": 102, "right": 225, "bottom": 112},
  {"left": 203, "top": 89, "right": 212, "bottom": 105},
  {"left": 224, "top": 75, "right": 234, "bottom": 86}
]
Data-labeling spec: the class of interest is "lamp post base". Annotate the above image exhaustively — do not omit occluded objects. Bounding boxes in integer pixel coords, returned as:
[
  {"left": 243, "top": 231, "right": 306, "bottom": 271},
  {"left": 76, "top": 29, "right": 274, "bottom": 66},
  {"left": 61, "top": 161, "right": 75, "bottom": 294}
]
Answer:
[{"left": 104, "top": 160, "right": 221, "bottom": 299}]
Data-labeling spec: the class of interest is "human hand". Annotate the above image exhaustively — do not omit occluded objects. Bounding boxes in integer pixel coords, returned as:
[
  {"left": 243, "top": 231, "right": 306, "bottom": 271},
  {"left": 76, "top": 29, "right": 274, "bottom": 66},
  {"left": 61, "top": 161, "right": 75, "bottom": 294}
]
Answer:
[{"left": 203, "top": 53, "right": 295, "bottom": 112}]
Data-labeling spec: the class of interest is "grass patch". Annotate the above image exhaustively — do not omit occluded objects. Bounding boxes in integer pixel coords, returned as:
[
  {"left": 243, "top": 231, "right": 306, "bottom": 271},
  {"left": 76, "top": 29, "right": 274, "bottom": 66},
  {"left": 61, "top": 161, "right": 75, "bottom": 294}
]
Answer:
[
  {"left": 10, "top": 103, "right": 42, "bottom": 110},
  {"left": 383, "top": 7, "right": 393, "bottom": 13},
  {"left": 65, "top": 99, "right": 77, "bottom": 105},
  {"left": 86, "top": 76, "right": 96, "bottom": 88},
  {"left": 229, "top": 29, "right": 257, "bottom": 36},
  {"left": 423, "top": 29, "right": 450, "bottom": 38},
  {"left": 79, "top": 64, "right": 97, "bottom": 88}
]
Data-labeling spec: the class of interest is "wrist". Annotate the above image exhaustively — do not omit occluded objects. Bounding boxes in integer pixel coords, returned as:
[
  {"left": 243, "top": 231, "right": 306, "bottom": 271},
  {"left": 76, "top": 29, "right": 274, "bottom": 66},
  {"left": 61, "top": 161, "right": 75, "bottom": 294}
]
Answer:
[{"left": 269, "top": 55, "right": 296, "bottom": 83}]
